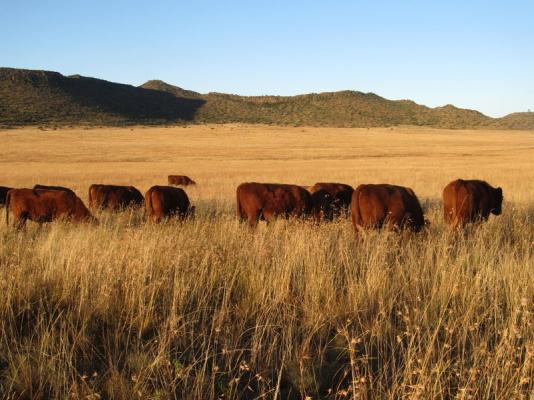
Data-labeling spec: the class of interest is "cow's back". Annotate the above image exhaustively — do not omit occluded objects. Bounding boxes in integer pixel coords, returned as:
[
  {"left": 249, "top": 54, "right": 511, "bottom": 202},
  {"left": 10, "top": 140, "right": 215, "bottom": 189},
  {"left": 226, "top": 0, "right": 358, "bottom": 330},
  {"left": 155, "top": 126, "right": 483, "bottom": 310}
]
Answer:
[{"left": 33, "top": 184, "right": 75, "bottom": 195}]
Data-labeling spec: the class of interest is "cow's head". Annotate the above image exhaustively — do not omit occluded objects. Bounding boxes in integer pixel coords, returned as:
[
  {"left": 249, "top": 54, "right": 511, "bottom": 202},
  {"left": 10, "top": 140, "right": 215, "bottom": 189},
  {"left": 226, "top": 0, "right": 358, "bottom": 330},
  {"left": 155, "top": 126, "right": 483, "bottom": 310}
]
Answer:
[
  {"left": 310, "top": 189, "right": 335, "bottom": 222},
  {"left": 492, "top": 187, "right": 503, "bottom": 215}
]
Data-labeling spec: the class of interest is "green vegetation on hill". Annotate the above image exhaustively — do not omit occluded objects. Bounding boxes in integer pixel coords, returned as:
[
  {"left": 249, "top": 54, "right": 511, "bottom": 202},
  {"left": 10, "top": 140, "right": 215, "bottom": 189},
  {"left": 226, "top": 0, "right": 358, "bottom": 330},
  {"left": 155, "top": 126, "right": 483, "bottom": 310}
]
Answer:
[
  {"left": 1, "top": 67, "right": 533, "bottom": 129},
  {"left": 194, "top": 92, "right": 491, "bottom": 128},
  {"left": 0, "top": 68, "right": 205, "bottom": 126}
]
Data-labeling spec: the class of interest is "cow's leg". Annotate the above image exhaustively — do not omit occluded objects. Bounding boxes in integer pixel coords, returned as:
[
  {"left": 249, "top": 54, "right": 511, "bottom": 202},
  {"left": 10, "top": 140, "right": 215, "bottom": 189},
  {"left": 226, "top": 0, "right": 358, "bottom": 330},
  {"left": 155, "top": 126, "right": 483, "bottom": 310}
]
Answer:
[
  {"left": 385, "top": 212, "right": 396, "bottom": 231},
  {"left": 236, "top": 199, "right": 247, "bottom": 223},
  {"left": 247, "top": 214, "right": 259, "bottom": 227},
  {"left": 247, "top": 209, "right": 261, "bottom": 228},
  {"left": 14, "top": 212, "right": 28, "bottom": 230},
  {"left": 263, "top": 209, "right": 279, "bottom": 226},
  {"left": 443, "top": 206, "right": 454, "bottom": 225},
  {"left": 452, "top": 214, "right": 463, "bottom": 230}
]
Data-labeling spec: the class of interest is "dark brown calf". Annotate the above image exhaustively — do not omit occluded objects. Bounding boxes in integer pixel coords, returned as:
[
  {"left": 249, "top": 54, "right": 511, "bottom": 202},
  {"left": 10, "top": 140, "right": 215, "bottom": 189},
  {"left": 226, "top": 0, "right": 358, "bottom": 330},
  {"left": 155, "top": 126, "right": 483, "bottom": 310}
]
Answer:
[
  {"left": 309, "top": 182, "right": 354, "bottom": 217},
  {"left": 89, "top": 184, "right": 144, "bottom": 211},
  {"left": 168, "top": 175, "right": 196, "bottom": 186}
]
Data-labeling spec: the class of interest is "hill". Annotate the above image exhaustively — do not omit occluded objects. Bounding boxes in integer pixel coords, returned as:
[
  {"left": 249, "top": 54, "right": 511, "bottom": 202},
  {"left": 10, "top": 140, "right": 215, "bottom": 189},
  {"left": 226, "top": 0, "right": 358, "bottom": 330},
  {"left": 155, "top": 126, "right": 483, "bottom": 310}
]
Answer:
[
  {"left": 1, "top": 67, "right": 532, "bottom": 129},
  {"left": 140, "top": 80, "right": 203, "bottom": 99},
  {"left": 193, "top": 92, "right": 491, "bottom": 128},
  {"left": 491, "top": 112, "right": 534, "bottom": 130},
  {"left": 0, "top": 68, "right": 205, "bottom": 126}
]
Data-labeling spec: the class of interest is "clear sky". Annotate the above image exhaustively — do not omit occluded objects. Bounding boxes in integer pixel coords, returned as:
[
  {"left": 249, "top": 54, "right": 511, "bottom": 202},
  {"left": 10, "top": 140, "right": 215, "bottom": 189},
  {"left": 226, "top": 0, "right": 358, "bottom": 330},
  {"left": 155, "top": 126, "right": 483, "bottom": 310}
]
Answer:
[{"left": 2, "top": 1, "right": 532, "bottom": 117}]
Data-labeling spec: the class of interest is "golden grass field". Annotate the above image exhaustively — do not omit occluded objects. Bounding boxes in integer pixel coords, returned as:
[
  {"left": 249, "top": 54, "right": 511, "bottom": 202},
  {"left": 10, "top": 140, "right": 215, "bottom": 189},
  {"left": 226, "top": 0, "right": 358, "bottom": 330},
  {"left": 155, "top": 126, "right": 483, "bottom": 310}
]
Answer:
[{"left": 0, "top": 125, "right": 533, "bottom": 399}]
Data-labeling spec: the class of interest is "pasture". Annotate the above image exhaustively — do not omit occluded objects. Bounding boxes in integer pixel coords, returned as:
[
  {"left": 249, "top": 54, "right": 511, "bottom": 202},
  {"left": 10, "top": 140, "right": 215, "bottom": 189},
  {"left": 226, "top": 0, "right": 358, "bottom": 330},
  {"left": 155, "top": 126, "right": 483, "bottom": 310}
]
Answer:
[{"left": 1, "top": 125, "right": 533, "bottom": 399}]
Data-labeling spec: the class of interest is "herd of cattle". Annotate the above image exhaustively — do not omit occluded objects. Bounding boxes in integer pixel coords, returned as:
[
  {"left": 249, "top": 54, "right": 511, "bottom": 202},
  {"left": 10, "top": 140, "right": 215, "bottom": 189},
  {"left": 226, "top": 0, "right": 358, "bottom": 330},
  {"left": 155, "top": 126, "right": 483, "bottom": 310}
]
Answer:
[{"left": 0, "top": 174, "right": 503, "bottom": 232}]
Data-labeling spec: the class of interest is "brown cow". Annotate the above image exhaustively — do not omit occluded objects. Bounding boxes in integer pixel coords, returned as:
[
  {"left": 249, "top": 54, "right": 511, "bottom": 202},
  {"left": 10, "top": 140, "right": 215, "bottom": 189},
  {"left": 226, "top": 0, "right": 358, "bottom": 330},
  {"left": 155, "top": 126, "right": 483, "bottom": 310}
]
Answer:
[
  {"left": 33, "top": 184, "right": 75, "bottom": 194},
  {"left": 168, "top": 175, "right": 196, "bottom": 186},
  {"left": 351, "top": 184, "right": 425, "bottom": 233},
  {"left": 145, "top": 185, "right": 193, "bottom": 222},
  {"left": 6, "top": 188, "right": 94, "bottom": 228},
  {"left": 309, "top": 182, "right": 354, "bottom": 216},
  {"left": 89, "top": 184, "right": 144, "bottom": 211},
  {"left": 236, "top": 182, "right": 312, "bottom": 227},
  {"left": 0, "top": 186, "right": 13, "bottom": 207},
  {"left": 442, "top": 179, "right": 503, "bottom": 227}
]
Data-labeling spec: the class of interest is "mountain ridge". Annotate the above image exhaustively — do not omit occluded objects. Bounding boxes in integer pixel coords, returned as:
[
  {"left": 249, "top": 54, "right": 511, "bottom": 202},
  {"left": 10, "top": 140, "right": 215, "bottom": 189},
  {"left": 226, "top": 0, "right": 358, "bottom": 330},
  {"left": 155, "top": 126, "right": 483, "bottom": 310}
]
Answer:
[{"left": 1, "top": 67, "right": 532, "bottom": 129}]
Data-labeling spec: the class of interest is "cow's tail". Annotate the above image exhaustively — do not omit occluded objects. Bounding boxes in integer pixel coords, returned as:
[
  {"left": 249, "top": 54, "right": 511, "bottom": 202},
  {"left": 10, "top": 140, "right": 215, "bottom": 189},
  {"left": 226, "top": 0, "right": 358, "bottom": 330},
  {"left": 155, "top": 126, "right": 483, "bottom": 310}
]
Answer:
[
  {"left": 5, "top": 190, "right": 11, "bottom": 226},
  {"left": 145, "top": 189, "right": 152, "bottom": 219},
  {"left": 88, "top": 185, "right": 95, "bottom": 209},
  {"left": 236, "top": 187, "right": 244, "bottom": 221},
  {"left": 454, "top": 181, "right": 472, "bottom": 227}
]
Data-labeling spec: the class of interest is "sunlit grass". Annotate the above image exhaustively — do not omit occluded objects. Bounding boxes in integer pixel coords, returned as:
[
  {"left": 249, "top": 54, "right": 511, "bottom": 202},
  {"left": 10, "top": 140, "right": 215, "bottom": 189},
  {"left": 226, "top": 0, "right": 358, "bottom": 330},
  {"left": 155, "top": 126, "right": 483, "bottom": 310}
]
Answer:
[{"left": 0, "top": 125, "right": 533, "bottom": 399}]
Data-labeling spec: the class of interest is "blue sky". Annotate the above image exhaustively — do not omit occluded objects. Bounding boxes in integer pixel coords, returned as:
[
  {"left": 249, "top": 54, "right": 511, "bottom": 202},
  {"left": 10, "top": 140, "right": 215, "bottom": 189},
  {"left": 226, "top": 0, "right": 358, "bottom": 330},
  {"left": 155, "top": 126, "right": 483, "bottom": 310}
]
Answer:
[{"left": 2, "top": 1, "right": 532, "bottom": 117}]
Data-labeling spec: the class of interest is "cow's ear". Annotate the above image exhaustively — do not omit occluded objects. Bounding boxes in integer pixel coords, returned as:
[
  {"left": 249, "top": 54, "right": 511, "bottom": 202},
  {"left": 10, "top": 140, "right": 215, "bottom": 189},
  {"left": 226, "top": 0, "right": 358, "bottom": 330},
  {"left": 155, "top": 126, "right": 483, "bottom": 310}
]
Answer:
[{"left": 496, "top": 187, "right": 503, "bottom": 198}]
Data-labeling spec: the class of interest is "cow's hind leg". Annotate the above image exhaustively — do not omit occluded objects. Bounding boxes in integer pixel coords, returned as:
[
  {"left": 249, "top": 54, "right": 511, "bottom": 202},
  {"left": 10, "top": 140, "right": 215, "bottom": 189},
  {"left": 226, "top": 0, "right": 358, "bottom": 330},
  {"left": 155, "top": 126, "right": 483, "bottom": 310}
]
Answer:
[
  {"left": 247, "top": 214, "right": 259, "bottom": 228},
  {"left": 246, "top": 208, "right": 262, "bottom": 228},
  {"left": 14, "top": 212, "right": 28, "bottom": 230}
]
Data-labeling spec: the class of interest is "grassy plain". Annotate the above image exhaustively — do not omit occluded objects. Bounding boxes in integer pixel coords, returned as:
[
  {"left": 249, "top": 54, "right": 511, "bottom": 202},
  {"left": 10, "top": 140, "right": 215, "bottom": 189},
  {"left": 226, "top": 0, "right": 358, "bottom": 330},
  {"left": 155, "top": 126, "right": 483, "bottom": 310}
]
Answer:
[{"left": 0, "top": 125, "right": 533, "bottom": 399}]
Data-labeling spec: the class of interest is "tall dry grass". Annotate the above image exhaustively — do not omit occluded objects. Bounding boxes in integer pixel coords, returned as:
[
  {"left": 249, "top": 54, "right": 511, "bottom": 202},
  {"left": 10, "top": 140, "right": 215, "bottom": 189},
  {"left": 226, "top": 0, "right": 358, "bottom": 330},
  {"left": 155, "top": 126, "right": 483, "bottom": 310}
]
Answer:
[{"left": 0, "top": 125, "right": 533, "bottom": 399}]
